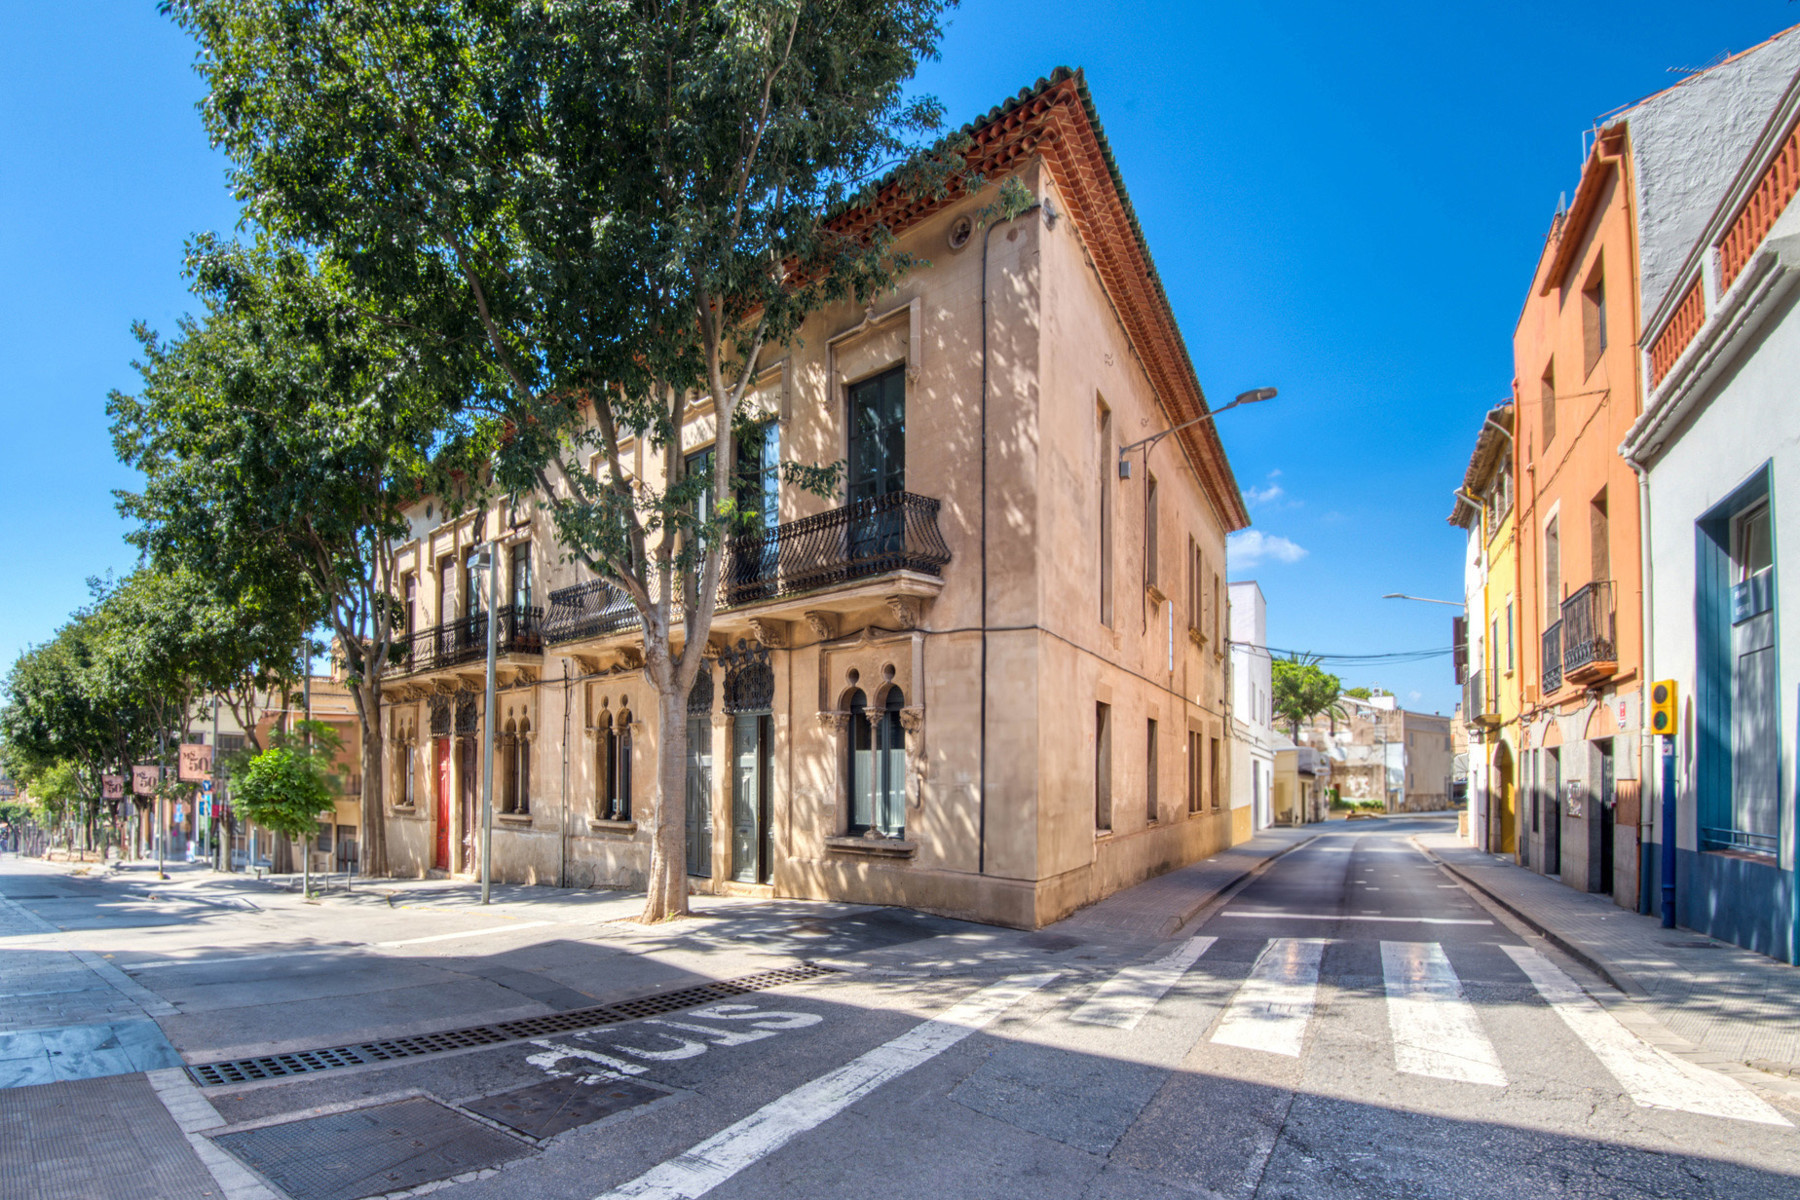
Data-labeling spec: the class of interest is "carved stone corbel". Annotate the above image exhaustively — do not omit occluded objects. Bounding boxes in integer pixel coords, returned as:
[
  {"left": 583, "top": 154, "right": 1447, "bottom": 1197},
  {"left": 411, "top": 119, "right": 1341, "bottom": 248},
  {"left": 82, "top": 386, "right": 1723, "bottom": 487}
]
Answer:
[
  {"left": 803, "top": 611, "right": 838, "bottom": 641},
  {"left": 898, "top": 705, "right": 925, "bottom": 734},
  {"left": 816, "top": 710, "right": 850, "bottom": 733},
  {"left": 884, "top": 595, "right": 921, "bottom": 630},
  {"left": 748, "top": 617, "right": 788, "bottom": 649},
  {"left": 614, "top": 646, "right": 644, "bottom": 671}
]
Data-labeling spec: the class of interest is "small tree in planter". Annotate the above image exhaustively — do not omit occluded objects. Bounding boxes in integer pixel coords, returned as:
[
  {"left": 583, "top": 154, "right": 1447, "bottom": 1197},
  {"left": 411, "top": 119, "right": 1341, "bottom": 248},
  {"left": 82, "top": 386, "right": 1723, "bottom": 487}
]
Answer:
[{"left": 231, "top": 720, "right": 341, "bottom": 897}]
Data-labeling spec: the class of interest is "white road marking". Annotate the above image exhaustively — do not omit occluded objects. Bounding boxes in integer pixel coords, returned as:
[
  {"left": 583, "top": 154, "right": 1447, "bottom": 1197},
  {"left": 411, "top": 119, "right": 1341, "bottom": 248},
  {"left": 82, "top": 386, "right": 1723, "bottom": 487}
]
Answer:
[
  {"left": 1500, "top": 944, "right": 1789, "bottom": 1126},
  {"left": 1380, "top": 941, "right": 1506, "bottom": 1087},
  {"left": 528, "top": 1040, "right": 649, "bottom": 1078},
  {"left": 1068, "top": 936, "right": 1216, "bottom": 1030},
  {"left": 1221, "top": 912, "right": 1491, "bottom": 925},
  {"left": 591, "top": 972, "right": 1059, "bottom": 1200},
  {"left": 1211, "top": 938, "right": 1327, "bottom": 1057},
  {"left": 122, "top": 919, "right": 562, "bottom": 971},
  {"left": 376, "top": 920, "right": 557, "bottom": 947}
]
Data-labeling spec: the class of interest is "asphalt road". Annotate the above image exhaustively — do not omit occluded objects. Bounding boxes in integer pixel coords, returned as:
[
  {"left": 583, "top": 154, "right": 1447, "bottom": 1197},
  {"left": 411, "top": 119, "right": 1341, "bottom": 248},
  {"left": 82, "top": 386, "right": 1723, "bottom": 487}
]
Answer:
[{"left": 5, "top": 819, "right": 1799, "bottom": 1200}]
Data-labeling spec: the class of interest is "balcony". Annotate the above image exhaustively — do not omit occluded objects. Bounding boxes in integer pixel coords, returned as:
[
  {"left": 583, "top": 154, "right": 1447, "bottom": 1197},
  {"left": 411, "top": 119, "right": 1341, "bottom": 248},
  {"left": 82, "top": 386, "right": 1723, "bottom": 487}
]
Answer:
[
  {"left": 1541, "top": 621, "right": 1563, "bottom": 695},
  {"left": 543, "top": 492, "right": 952, "bottom": 645},
  {"left": 1560, "top": 581, "right": 1617, "bottom": 685},
  {"left": 386, "top": 605, "right": 545, "bottom": 675},
  {"left": 1465, "top": 669, "right": 1499, "bottom": 732}
]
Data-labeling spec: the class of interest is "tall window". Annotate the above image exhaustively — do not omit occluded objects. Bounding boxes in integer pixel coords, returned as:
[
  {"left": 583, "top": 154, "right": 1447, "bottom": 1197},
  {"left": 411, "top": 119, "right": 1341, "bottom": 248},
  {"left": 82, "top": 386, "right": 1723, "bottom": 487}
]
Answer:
[
  {"left": 1187, "top": 731, "right": 1203, "bottom": 813},
  {"left": 502, "top": 717, "right": 532, "bottom": 814},
  {"left": 848, "top": 366, "right": 906, "bottom": 501},
  {"left": 1145, "top": 475, "right": 1159, "bottom": 587},
  {"left": 1098, "top": 401, "right": 1114, "bottom": 627},
  {"left": 1541, "top": 364, "right": 1557, "bottom": 447},
  {"left": 1095, "top": 702, "right": 1113, "bottom": 831},
  {"left": 1187, "top": 537, "right": 1201, "bottom": 633},
  {"left": 403, "top": 574, "right": 418, "bottom": 635},
  {"left": 1146, "top": 719, "right": 1159, "bottom": 823},
  {"left": 1211, "top": 572, "right": 1222, "bottom": 650},
  {"left": 1583, "top": 265, "right": 1607, "bottom": 374},
  {"left": 737, "top": 419, "right": 782, "bottom": 531},
  {"left": 1506, "top": 601, "right": 1515, "bottom": 671},
  {"left": 1544, "top": 515, "right": 1561, "bottom": 623},
  {"left": 1210, "top": 736, "right": 1221, "bottom": 809},
  {"left": 1590, "top": 488, "right": 1610, "bottom": 583},
  {"left": 403, "top": 743, "right": 416, "bottom": 808},
  {"left": 464, "top": 549, "right": 486, "bottom": 616},
  {"left": 511, "top": 542, "right": 534, "bottom": 611},
  {"left": 597, "top": 707, "right": 632, "bottom": 821},
  {"left": 847, "top": 688, "right": 905, "bottom": 836},
  {"left": 437, "top": 555, "right": 455, "bottom": 624},
  {"left": 685, "top": 446, "right": 717, "bottom": 517}
]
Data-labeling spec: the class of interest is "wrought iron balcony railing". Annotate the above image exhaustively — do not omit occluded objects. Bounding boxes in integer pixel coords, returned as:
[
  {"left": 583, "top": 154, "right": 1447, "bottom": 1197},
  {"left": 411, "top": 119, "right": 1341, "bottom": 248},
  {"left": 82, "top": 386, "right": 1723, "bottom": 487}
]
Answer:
[
  {"left": 1541, "top": 620, "right": 1563, "bottom": 695},
  {"left": 1560, "top": 581, "right": 1616, "bottom": 680},
  {"left": 541, "top": 491, "right": 952, "bottom": 645},
  {"left": 385, "top": 605, "right": 544, "bottom": 675},
  {"left": 542, "top": 578, "right": 642, "bottom": 644},
  {"left": 723, "top": 491, "right": 951, "bottom": 606}
]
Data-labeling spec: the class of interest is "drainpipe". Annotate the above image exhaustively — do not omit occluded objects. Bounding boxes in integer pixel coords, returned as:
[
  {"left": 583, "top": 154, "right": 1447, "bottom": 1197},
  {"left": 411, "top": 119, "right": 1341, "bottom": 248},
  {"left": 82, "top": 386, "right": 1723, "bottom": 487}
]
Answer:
[
  {"left": 977, "top": 195, "right": 1052, "bottom": 876},
  {"left": 1632, "top": 460, "right": 1658, "bottom": 916},
  {"left": 559, "top": 658, "right": 570, "bottom": 891}
]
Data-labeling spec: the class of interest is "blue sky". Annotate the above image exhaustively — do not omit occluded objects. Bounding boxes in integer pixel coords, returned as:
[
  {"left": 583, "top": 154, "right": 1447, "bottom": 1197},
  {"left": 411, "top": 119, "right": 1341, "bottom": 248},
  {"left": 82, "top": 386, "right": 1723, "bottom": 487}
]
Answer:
[{"left": 1, "top": 1, "right": 1793, "bottom": 715}]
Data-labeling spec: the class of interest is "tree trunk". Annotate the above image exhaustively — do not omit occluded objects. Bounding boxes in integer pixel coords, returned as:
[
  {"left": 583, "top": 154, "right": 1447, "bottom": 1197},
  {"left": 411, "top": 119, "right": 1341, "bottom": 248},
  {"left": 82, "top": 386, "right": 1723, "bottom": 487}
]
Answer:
[
  {"left": 356, "top": 675, "right": 388, "bottom": 876},
  {"left": 640, "top": 684, "right": 690, "bottom": 922}
]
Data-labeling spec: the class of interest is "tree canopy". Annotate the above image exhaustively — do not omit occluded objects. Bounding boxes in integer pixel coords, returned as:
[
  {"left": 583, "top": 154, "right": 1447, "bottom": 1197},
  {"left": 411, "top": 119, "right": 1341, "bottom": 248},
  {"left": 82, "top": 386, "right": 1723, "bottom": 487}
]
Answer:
[
  {"left": 1272, "top": 654, "right": 1346, "bottom": 739},
  {"left": 166, "top": 0, "right": 963, "bottom": 917}
]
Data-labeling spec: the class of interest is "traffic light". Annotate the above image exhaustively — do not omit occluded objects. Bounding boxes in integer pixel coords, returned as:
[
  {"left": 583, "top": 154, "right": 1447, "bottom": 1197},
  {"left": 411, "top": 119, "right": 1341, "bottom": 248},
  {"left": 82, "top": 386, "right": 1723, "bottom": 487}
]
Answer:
[{"left": 1649, "top": 679, "right": 1679, "bottom": 737}]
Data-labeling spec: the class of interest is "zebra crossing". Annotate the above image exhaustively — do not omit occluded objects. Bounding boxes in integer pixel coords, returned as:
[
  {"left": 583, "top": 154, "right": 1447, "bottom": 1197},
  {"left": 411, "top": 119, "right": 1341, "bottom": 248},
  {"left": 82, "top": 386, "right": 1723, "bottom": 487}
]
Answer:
[{"left": 1066, "top": 934, "right": 1790, "bottom": 1128}]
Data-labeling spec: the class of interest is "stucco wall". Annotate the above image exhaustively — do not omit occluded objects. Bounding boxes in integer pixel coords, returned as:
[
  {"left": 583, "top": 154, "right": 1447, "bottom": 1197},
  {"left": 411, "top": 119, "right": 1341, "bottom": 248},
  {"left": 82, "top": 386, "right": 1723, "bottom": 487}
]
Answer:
[{"left": 1623, "top": 29, "right": 1800, "bottom": 319}]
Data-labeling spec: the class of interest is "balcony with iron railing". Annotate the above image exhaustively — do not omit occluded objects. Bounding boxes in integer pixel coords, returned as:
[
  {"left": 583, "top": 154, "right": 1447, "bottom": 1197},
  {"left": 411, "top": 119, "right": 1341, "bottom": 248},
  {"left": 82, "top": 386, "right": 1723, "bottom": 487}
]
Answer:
[
  {"left": 542, "top": 492, "right": 952, "bottom": 646},
  {"left": 385, "top": 605, "right": 545, "bottom": 676},
  {"left": 1560, "top": 581, "right": 1616, "bottom": 685},
  {"left": 1541, "top": 620, "right": 1563, "bottom": 696}
]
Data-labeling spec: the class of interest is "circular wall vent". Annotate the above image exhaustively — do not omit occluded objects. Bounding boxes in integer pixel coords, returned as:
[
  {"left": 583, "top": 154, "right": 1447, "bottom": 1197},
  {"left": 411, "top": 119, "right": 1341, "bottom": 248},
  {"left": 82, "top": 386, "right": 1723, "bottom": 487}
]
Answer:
[{"left": 947, "top": 215, "right": 974, "bottom": 251}]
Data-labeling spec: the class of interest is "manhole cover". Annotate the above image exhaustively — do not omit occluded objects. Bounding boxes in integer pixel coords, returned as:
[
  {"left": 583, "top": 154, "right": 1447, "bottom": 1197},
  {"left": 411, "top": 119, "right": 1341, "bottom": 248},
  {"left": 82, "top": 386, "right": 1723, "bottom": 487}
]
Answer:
[
  {"left": 212, "top": 1097, "right": 529, "bottom": 1200},
  {"left": 466, "top": 1075, "right": 666, "bottom": 1140}
]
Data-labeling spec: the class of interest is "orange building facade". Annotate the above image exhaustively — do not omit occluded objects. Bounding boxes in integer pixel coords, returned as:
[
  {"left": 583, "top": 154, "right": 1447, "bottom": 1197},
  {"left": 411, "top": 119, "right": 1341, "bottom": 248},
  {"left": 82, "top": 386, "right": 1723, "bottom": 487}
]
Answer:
[{"left": 1510, "top": 125, "right": 1648, "bottom": 906}]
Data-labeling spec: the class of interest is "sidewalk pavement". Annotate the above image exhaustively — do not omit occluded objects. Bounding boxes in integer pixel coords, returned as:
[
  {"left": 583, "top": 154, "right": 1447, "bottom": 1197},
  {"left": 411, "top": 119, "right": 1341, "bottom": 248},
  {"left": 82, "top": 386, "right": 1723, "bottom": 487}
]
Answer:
[
  {"left": 1418, "top": 829, "right": 1800, "bottom": 1079},
  {"left": 1053, "top": 824, "right": 1321, "bottom": 940}
]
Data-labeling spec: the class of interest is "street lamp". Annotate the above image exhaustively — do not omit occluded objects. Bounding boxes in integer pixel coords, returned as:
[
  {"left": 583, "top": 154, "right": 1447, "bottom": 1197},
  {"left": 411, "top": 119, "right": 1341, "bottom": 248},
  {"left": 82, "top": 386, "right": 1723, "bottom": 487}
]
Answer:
[
  {"left": 1118, "top": 387, "right": 1276, "bottom": 478},
  {"left": 472, "top": 538, "right": 500, "bottom": 905},
  {"left": 1381, "top": 593, "right": 1464, "bottom": 607}
]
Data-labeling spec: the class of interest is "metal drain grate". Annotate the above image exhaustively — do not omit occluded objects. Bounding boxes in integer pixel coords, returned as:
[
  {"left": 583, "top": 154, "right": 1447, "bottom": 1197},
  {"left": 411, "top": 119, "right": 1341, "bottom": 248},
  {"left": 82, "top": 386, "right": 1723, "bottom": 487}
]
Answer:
[{"left": 187, "top": 963, "right": 834, "bottom": 1087}]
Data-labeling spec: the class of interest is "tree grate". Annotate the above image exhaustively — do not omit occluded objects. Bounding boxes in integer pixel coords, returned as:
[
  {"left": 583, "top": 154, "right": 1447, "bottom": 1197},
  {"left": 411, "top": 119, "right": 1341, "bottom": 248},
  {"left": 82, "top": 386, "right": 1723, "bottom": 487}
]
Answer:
[{"left": 186, "top": 963, "right": 834, "bottom": 1088}]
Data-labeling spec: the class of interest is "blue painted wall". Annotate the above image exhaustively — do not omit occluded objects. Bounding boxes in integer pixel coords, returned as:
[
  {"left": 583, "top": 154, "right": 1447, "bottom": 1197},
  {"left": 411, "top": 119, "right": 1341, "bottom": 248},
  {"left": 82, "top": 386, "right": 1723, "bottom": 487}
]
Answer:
[{"left": 1643, "top": 843, "right": 1797, "bottom": 963}]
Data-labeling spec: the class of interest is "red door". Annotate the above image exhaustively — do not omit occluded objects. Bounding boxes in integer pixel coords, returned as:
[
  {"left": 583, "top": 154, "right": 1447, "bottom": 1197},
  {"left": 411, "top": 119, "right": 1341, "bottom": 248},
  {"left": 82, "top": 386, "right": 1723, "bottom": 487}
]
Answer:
[{"left": 433, "top": 737, "right": 451, "bottom": 870}]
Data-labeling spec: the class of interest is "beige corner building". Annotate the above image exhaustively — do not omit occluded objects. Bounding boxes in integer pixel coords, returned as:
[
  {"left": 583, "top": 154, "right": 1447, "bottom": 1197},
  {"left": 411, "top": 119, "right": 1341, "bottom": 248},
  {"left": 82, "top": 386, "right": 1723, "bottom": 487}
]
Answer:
[{"left": 373, "top": 70, "right": 1250, "bottom": 929}]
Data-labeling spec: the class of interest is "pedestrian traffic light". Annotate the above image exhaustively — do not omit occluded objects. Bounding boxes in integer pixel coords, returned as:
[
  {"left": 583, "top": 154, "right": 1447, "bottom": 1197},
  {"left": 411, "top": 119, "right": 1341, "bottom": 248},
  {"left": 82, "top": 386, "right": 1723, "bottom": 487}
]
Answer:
[{"left": 1649, "top": 679, "right": 1679, "bottom": 737}]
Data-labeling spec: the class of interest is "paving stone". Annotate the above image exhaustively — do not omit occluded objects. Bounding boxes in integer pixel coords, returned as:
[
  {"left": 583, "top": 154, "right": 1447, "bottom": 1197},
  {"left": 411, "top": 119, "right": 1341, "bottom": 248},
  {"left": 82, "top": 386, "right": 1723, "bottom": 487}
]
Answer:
[{"left": 0, "top": 1071, "right": 220, "bottom": 1199}]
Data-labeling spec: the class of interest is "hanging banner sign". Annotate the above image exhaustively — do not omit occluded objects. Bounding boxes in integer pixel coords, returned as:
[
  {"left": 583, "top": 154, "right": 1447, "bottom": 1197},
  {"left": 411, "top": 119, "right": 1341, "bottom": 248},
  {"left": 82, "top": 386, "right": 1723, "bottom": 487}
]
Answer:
[
  {"left": 132, "top": 765, "right": 161, "bottom": 796},
  {"left": 102, "top": 774, "right": 126, "bottom": 801},
  {"left": 178, "top": 742, "right": 214, "bottom": 783}
]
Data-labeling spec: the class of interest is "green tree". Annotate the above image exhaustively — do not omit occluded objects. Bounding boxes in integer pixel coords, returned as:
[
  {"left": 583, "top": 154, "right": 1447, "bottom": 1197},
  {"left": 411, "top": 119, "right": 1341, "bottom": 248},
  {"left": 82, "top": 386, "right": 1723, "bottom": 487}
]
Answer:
[
  {"left": 111, "top": 241, "right": 471, "bottom": 876},
  {"left": 1343, "top": 686, "right": 1372, "bottom": 701},
  {"left": 171, "top": 0, "right": 963, "bottom": 919},
  {"left": 1272, "top": 654, "right": 1346, "bottom": 739},
  {"left": 231, "top": 720, "right": 342, "bottom": 895}
]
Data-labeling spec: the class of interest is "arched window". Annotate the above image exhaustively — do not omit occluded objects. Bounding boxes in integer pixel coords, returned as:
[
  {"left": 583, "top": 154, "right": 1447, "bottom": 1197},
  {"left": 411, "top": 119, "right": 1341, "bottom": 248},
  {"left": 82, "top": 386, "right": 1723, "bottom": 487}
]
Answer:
[
  {"left": 879, "top": 689, "right": 906, "bottom": 836},
  {"left": 594, "top": 709, "right": 614, "bottom": 819},
  {"left": 611, "top": 710, "right": 632, "bottom": 821},
  {"left": 847, "top": 688, "right": 906, "bottom": 838}
]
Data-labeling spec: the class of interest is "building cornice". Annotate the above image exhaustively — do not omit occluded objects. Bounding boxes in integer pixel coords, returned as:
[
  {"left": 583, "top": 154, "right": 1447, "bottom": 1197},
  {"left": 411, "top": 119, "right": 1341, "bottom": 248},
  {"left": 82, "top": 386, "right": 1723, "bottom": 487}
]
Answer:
[{"left": 831, "top": 69, "right": 1251, "bottom": 531}]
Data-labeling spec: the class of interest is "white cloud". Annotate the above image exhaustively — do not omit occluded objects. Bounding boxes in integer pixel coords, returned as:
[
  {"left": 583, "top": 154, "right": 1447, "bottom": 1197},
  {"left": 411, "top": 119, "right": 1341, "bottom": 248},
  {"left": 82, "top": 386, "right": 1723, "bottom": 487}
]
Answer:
[
  {"left": 1228, "top": 529, "right": 1308, "bottom": 567},
  {"left": 1245, "top": 483, "right": 1285, "bottom": 506}
]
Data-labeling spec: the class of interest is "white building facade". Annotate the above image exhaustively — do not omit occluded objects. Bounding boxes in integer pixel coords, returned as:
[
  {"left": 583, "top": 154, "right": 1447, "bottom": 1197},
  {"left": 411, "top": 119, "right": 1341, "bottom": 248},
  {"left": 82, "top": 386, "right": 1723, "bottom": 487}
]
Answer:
[
  {"left": 1627, "top": 67, "right": 1800, "bottom": 963},
  {"left": 1229, "top": 581, "right": 1275, "bottom": 833}
]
